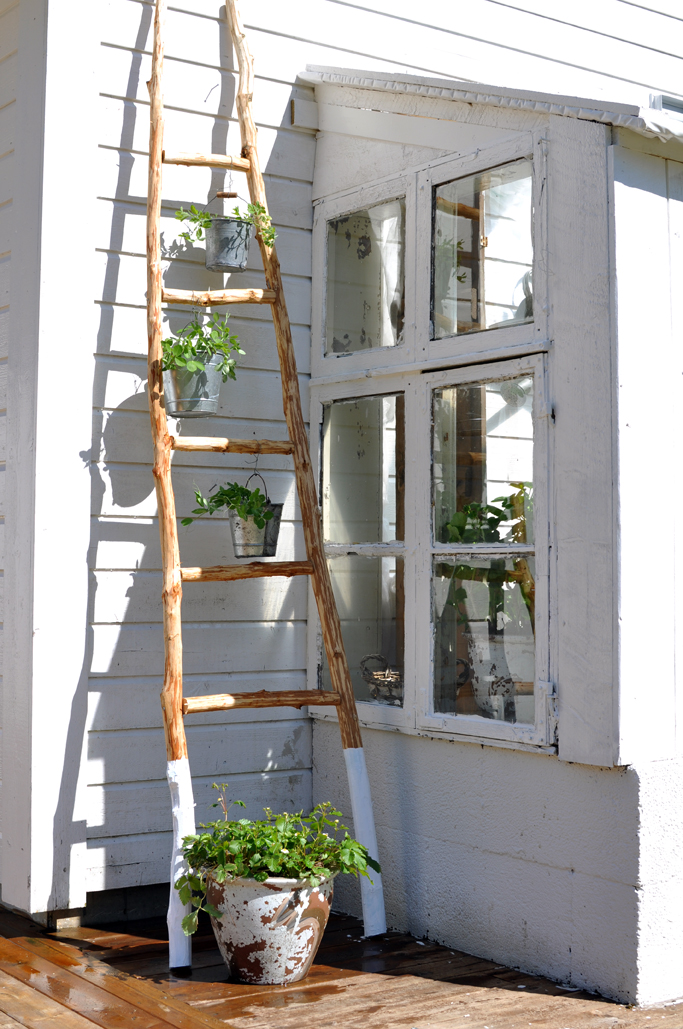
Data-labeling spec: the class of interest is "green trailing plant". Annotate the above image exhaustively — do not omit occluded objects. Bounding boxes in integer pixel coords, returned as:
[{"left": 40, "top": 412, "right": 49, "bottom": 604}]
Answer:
[
  {"left": 175, "top": 204, "right": 213, "bottom": 243},
  {"left": 162, "top": 314, "right": 244, "bottom": 383},
  {"left": 175, "top": 202, "right": 276, "bottom": 248},
  {"left": 182, "top": 481, "right": 274, "bottom": 528},
  {"left": 229, "top": 202, "right": 277, "bottom": 248},
  {"left": 443, "top": 481, "right": 533, "bottom": 545},
  {"left": 175, "top": 787, "right": 381, "bottom": 935}
]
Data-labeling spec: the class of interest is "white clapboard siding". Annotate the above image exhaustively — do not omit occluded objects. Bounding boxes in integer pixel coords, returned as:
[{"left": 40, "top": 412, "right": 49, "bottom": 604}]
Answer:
[
  {"left": 91, "top": 570, "right": 307, "bottom": 624},
  {"left": 88, "top": 671, "right": 309, "bottom": 731},
  {"left": 85, "top": 768, "right": 312, "bottom": 890},
  {"left": 88, "top": 719, "right": 310, "bottom": 785},
  {"left": 90, "top": 517, "right": 305, "bottom": 574},
  {"left": 0, "top": 0, "right": 17, "bottom": 877},
  {"left": 87, "top": 769, "right": 312, "bottom": 841}
]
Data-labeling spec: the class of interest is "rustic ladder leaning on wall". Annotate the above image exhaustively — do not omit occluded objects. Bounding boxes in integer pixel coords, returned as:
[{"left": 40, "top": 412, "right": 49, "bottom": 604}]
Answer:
[{"left": 146, "top": 0, "right": 386, "bottom": 972}]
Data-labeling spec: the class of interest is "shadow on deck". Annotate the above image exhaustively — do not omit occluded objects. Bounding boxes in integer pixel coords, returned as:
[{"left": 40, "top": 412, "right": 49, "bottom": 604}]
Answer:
[{"left": 0, "top": 905, "right": 679, "bottom": 1028}]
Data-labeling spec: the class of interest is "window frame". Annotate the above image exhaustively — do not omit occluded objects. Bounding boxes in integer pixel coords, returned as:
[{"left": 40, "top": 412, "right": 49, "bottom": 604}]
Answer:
[{"left": 308, "top": 134, "right": 556, "bottom": 752}]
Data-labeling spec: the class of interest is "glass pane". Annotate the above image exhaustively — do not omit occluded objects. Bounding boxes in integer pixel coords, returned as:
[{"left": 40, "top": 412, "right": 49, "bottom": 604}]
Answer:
[
  {"left": 322, "top": 556, "right": 404, "bottom": 706},
  {"left": 326, "top": 198, "right": 406, "bottom": 355},
  {"left": 433, "top": 556, "right": 535, "bottom": 723},
  {"left": 433, "top": 375, "right": 533, "bottom": 546},
  {"left": 323, "top": 394, "right": 404, "bottom": 544},
  {"left": 432, "top": 159, "right": 533, "bottom": 338}
]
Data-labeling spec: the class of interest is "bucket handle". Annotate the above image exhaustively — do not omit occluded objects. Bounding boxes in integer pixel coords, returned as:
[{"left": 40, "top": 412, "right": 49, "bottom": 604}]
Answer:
[{"left": 245, "top": 472, "right": 269, "bottom": 502}]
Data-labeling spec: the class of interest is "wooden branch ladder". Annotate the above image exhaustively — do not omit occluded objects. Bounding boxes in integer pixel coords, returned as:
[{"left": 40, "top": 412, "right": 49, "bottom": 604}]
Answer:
[{"left": 146, "top": 0, "right": 386, "bottom": 972}]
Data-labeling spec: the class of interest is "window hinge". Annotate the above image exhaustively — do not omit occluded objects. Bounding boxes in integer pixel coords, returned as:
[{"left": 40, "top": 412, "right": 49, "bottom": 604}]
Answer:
[{"left": 538, "top": 681, "right": 558, "bottom": 745}]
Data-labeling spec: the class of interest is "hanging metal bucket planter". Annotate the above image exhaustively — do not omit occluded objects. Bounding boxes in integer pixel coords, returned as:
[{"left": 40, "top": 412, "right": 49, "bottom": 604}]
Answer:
[
  {"left": 205, "top": 216, "right": 253, "bottom": 272},
  {"left": 228, "top": 473, "right": 283, "bottom": 558},
  {"left": 206, "top": 874, "right": 335, "bottom": 985},
  {"left": 163, "top": 352, "right": 223, "bottom": 418}
]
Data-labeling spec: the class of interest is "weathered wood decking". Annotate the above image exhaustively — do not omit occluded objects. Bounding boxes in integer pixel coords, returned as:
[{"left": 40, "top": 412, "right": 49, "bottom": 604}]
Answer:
[{"left": 0, "top": 906, "right": 678, "bottom": 1028}]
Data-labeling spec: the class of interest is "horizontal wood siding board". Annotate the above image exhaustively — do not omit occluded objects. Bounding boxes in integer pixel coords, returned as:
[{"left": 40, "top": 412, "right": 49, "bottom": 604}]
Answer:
[
  {"left": 90, "top": 620, "right": 306, "bottom": 678},
  {"left": 86, "top": 769, "right": 312, "bottom": 838},
  {"left": 88, "top": 672, "right": 309, "bottom": 731},
  {"left": 87, "top": 720, "right": 311, "bottom": 784}
]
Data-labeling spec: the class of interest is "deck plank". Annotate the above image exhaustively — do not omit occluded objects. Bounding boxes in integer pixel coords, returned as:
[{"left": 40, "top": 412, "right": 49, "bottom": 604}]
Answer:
[
  {"left": 0, "top": 968, "right": 97, "bottom": 1029},
  {"left": 7, "top": 938, "right": 234, "bottom": 1029}
]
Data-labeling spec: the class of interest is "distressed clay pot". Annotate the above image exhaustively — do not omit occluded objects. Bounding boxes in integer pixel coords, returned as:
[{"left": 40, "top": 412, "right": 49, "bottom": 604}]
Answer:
[
  {"left": 206, "top": 874, "right": 335, "bottom": 985},
  {"left": 163, "top": 352, "right": 223, "bottom": 418},
  {"left": 205, "top": 217, "right": 253, "bottom": 272},
  {"left": 228, "top": 502, "right": 283, "bottom": 558}
]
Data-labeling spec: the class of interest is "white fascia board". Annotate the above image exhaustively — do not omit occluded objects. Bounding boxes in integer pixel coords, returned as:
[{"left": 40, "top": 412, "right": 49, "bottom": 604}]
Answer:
[{"left": 302, "top": 66, "right": 683, "bottom": 145}]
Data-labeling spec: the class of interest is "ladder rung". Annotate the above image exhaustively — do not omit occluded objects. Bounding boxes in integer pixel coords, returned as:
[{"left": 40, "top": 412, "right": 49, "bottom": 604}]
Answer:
[
  {"left": 162, "top": 288, "right": 276, "bottom": 306},
  {"left": 170, "top": 436, "right": 294, "bottom": 455},
  {"left": 162, "top": 150, "right": 250, "bottom": 172},
  {"left": 183, "top": 690, "right": 341, "bottom": 714},
  {"left": 181, "top": 561, "right": 313, "bottom": 582}
]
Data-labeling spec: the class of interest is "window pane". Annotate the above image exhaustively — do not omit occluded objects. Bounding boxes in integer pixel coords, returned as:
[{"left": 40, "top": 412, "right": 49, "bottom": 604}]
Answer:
[
  {"left": 433, "top": 556, "right": 535, "bottom": 723},
  {"left": 322, "top": 556, "right": 404, "bottom": 706},
  {"left": 433, "top": 375, "right": 533, "bottom": 546},
  {"left": 323, "top": 394, "right": 404, "bottom": 544},
  {"left": 326, "top": 199, "right": 406, "bottom": 355},
  {"left": 432, "top": 159, "right": 532, "bottom": 338}
]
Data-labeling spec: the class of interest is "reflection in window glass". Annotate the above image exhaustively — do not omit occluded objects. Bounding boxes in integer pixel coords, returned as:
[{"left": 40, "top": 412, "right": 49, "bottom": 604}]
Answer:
[
  {"left": 432, "top": 159, "right": 533, "bottom": 338},
  {"left": 326, "top": 199, "right": 405, "bottom": 355},
  {"left": 432, "top": 376, "right": 534, "bottom": 546},
  {"left": 433, "top": 556, "right": 535, "bottom": 722},
  {"left": 432, "top": 372, "right": 535, "bottom": 725},
  {"left": 322, "top": 556, "right": 404, "bottom": 706},
  {"left": 323, "top": 394, "right": 404, "bottom": 544}
]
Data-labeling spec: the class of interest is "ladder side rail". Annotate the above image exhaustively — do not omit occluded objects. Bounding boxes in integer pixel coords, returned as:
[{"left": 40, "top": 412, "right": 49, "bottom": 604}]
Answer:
[
  {"left": 146, "top": 0, "right": 195, "bottom": 972},
  {"left": 225, "top": 0, "right": 386, "bottom": 937}
]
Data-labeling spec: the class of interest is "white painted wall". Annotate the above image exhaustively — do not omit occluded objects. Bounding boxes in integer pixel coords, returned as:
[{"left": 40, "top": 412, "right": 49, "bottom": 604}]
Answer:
[{"left": 3, "top": 0, "right": 683, "bottom": 1006}]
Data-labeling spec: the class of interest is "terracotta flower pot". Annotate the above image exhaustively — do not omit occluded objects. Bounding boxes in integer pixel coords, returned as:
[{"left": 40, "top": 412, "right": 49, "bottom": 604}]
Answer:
[{"left": 206, "top": 874, "right": 335, "bottom": 985}]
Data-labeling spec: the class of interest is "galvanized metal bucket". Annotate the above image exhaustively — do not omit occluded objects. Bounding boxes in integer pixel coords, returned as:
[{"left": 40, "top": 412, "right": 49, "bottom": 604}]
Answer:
[
  {"left": 205, "top": 216, "right": 253, "bottom": 271},
  {"left": 206, "top": 874, "right": 335, "bottom": 985},
  {"left": 228, "top": 473, "right": 282, "bottom": 558},
  {"left": 228, "top": 501, "right": 283, "bottom": 558},
  {"left": 163, "top": 352, "right": 223, "bottom": 418}
]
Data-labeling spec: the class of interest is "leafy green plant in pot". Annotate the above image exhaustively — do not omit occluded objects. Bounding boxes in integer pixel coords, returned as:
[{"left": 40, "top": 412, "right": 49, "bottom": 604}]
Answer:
[
  {"left": 162, "top": 313, "right": 244, "bottom": 418},
  {"left": 182, "top": 473, "right": 282, "bottom": 558},
  {"left": 176, "top": 202, "right": 276, "bottom": 273},
  {"left": 175, "top": 787, "right": 380, "bottom": 985}
]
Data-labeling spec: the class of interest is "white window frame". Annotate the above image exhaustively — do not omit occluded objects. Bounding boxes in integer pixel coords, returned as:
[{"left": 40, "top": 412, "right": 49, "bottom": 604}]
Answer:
[{"left": 308, "top": 133, "right": 556, "bottom": 752}]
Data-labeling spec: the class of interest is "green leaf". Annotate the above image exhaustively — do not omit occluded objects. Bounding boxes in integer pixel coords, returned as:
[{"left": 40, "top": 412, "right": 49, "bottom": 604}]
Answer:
[{"left": 181, "top": 911, "right": 198, "bottom": 936}]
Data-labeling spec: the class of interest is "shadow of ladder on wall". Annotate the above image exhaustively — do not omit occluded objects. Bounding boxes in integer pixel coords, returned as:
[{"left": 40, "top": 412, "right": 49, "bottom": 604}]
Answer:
[{"left": 145, "top": 0, "right": 387, "bottom": 973}]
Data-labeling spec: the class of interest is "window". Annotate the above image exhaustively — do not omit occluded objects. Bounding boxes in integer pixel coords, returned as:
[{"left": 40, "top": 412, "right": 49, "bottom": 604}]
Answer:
[
  {"left": 311, "top": 135, "right": 552, "bottom": 749},
  {"left": 432, "top": 159, "right": 533, "bottom": 338},
  {"left": 321, "top": 395, "right": 405, "bottom": 707},
  {"left": 325, "top": 199, "right": 406, "bottom": 355}
]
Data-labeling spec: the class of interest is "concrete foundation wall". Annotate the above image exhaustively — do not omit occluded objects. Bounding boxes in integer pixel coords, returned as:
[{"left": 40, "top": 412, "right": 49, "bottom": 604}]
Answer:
[{"left": 313, "top": 721, "right": 683, "bottom": 1006}]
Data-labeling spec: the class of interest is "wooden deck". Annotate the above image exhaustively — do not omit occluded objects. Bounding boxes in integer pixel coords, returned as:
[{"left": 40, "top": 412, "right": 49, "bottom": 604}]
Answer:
[{"left": 0, "top": 906, "right": 679, "bottom": 1028}]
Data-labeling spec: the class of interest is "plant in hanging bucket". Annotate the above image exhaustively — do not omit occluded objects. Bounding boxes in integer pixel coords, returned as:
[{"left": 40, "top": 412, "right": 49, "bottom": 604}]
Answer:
[
  {"left": 174, "top": 786, "right": 380, "bottom": 984},
  {"left": 175, "top": 201, "right": 275, "bottom": 272},
  {"left": 182, "top": 474, "right": 283, "bottom": 558},
  {"left": 161, "top": 313, "right": 244, "bottom": 418}
]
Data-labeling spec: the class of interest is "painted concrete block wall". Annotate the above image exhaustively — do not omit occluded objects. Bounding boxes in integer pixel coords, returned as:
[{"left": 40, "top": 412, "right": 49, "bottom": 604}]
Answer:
[{"left": 315, "top": 721, "right": 649, "bottom": 1004}]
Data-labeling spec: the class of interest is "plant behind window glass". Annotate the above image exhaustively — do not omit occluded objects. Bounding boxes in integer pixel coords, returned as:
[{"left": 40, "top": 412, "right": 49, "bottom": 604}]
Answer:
[{"left": 444, "top": 481, "right": 533, "bottom": 545}]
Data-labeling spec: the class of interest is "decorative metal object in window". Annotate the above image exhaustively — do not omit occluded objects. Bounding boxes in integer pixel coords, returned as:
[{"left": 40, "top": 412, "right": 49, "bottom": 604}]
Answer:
[
  {"left": 326, "top": 199, "right": 406, "bottom": 355},
  {"left": 321, "top": 394, "right": 405, "bottom": 705},
  {"left": 432, "top": 374, "right": 535, "bottom": 724},
  {"left": 432, "top": 160, "right": 533, "bottom": 338}
]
